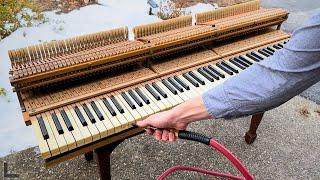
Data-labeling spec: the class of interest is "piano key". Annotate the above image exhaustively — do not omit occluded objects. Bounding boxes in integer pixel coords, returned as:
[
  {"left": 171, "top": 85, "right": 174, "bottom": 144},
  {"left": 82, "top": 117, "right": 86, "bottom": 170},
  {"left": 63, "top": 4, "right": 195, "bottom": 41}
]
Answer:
[
  {"left": 162, "top": 79, "right": 178, "bottom": 95},
  {"left": 64, "top": 109, "right": 85, "bottom": 146},
  {"left": 90, "top": 101, "right": 105, "bottom": 120},
  {"left": 37, "top": 115, "right": 49, "bottom": 139},
  {"left": 102, "top": 96, "right": 129, "bottom": 128},
  {"left": 230, "top": 58, "right": 246, "bottom": 70},
  {"left": 177, "top": 74, "right": 202, "bottom": 95},
  {"left": 262, "top": 48, "right": 273, "bottom": 55},
  {"left": 102, "top": 97, "right": 117, "bottom": 116},
  {"left": 127, "top": 91, "right": 154, "bottom": 115},
  {"left": 110, "top": 95, "right": 125, "bottom": 113},
  {"left": 139, "top": 85, "right": 166, "bottom": 110},
  {"left": 234, "top": 57, "right": 249, "bottom": 67},
  {"left": 273, "top": 44, "right": 281, "bottom": 49},
  {"left": 75, "top": 103, "right": 100, "bottom": 141},
  {"left": 151, "top": 81, "right": 173, "bottom": 108},
  {"left": 54, "top": 109, "right": 77, "bottom": 150},
  {"left": 174, "top": 75, "right": 190, "bottom": 90},
  {"left": 203, "top": 66, "right": 220, "bottom": 80},
  {"left": 74, "top": 106, "right": 88, "bottom": 126},
  {"left": 188, "top": 71, "right": 205, "bottom": 85},
  {"left": 191, "top": 70, "right": 212, "bottom": 90},
  {"left": 121, "top": 92, "right": 136, "bottom": 109},
  {"left": 94, "top": 98, "right": 123, "bottom": 131},
  {"left": 136, "top": 86, "right": 161, "bottom": 113},
  {"left": 224, "top": 60, "right": 244, "bottom": 72},
  {"left": 83, "top": 100, "right": 110, "bottom": 137},
  {"left": 121, "top": 90, "right": 148, "bottom": 118},
  {"left": 31, "top": 117, "right": 51, "bottom": 158},
  {"left": 245, "top": 53, "right": 260, "bottom": 62},
  {"left": 60, "top": 109, "right": 74, "bottom": 131},
  {"left": 82, "top": 103, "right": 96, "bottom": 123},
  {"left": 221, "top": 61, "right": 239, "bottom": 73},
  {"left": 238, "top": 56, "right": 253, "bottom": 65},
  {"left": 50, "top": 112, "right": 64, "bottom": 134},
  {"left": 112, "top": 92, "right": 138, "bottom": 124},
  {"left": 128, "top": 89, "right": 143, "bottom": 107},
  {"left": 258, "top": 49, "right": 269, "bottom": 57},
  {"left": 135, "top": 87, "right": 150, "bottom": 104},
  {"left": 277, "top": 43, "right": 283, "bottom": 48},
  {"left": 168, "top": 77, "right": 184, "bottom": 92},
  {"left": 266, "top": 47, "right": 275, "bottom": 52},
  {"left": 197, "top": 67, "right": 215, "bottom": 82},
  {"left": 250, "top": 52, "right": 264, "bottom": 61},
  {"left": 145, "top": 84, "right": 161, "bottom": 100},
  {"left": 68, "top": 105, "right": 93, "bottom": 144},
  {"left": 152, "top": 82, "right": 167, "bottom": 98},
  {"left": 45, "top": 112, "right": 68, "bottom": 153},
  {"left": 157, "top": 80, "right": 182, "bottom": 105},
  {"left": 216, "top": 63, "right": 233, "bottom": 75},
  {"left": 40, "top": 114, "right": 60, "bottom": 156},
  {"left": 207, "top": 65, "right": 225, "bottom": 78},
  {"left": 183, "top": 73, "right": 199, "bottom": 87}
]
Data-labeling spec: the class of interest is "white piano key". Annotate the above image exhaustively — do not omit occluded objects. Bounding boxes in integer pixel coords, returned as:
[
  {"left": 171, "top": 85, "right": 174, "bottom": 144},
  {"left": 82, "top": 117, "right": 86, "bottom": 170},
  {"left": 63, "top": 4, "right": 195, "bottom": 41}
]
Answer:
[
  {"left": 158, "top": 79, "right": 184, "bottom": 105},
  {"left": 67, "top": 105, "right": 93, "bottom": 144},
  {"left": 75, "top": 103, "right": 100, "bottom": 141},
  {"left": 41, "top": 114, "right": 60, "bottom": 156},
  {"left": 135, "top": 86, "right": 161, "bottom": 113},
  {"left": 109, "top": 93, "right": 136, "bottom": 124},
  {"left": 102, "top": 95, "right": 130, "bottom": 128},
  {"left": 44, "top": 112, "right": 68, "bottom": 153},
  {"left": 83, "top": 100, "right": 110, "bottom": 137},
  {"left": 115, "top": 91, "right": 143, "bottom": 121},
  {"left": 94, "top": 97, "right": 123, "bottom": 132},
  {"left": 64, "top": 108, "right": 85, "bottom": 146},
  {"left": 139, "top": 85, "right": 167, "bottom": 110},
  {"left": 31, "top": 117, "right": 51, "bottom": 159},
  {"left": 154, "top": 80, "right": 180, "bottom": 106},
  {"left": 54, "top": 109, "right": 77, "bottom": 150}
]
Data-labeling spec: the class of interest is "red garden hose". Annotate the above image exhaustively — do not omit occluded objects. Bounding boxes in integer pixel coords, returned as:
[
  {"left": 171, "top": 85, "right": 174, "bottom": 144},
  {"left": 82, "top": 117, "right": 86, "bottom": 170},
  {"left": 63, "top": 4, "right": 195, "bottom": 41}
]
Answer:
[{"left": 157, "top": 130, "right": 254, "bottom": 180}]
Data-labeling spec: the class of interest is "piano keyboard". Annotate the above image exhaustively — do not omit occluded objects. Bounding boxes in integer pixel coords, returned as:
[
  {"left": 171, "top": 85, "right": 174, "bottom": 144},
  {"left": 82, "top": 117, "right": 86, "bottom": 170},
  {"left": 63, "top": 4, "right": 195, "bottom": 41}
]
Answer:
[{"left": 31, "top": 41, "right": 287, "bottom": 159}]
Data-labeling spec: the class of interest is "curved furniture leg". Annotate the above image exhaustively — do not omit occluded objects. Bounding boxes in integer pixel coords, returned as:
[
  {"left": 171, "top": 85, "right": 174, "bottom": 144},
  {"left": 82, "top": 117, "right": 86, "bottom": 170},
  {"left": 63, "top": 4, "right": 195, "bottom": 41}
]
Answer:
[{"left": 245, "top": 112, "right": 264, "bottom": 144}]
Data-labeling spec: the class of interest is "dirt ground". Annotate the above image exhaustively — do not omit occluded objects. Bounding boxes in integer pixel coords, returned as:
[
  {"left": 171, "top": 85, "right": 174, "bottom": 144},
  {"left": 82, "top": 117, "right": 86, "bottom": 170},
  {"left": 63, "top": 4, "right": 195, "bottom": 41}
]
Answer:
[{"left": 32, "top": 0, "right": 97, "bottom": 13}]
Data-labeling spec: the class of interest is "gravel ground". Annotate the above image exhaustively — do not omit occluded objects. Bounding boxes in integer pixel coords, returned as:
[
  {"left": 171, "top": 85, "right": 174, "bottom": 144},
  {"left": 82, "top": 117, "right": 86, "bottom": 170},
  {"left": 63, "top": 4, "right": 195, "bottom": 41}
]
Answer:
[{"left": 1, "top": 96, "right": 319, "bottom": 179}]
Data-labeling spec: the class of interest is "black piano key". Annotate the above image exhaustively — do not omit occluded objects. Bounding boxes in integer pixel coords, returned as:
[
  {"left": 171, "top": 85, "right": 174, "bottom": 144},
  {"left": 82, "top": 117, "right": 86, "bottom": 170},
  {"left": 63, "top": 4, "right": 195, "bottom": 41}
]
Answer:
[
  {"left": 188, "top": 71, "right": 205, "bottom": 85},
  {"left": 173, "top": 75, "right": 190, "bottom": 90},
  {"left": 197, "top": 68, "right": 214, "bottom": 82},
  {"left": 250, "top": 52, "right": 264, "bottom": 61},
  {"left": 74, "top": 106, "right": 87, "bottom": 126},
  {"left": 262, "top": 48, "right": 273, "bottom": 55},
  {"left": 266, "top": 47, "right": 275, "bottom": 52},
  {"left": 207, "top": 65, "right": 225, "bottom": 78},
  {"left": 110, "top": 95, "right": 125, "bottom": 113},
  {"left": 145, "top": 84, "right": 161, "bottom": 100},
  {"left": 51, "top": 112, "right": 64, "bottom": 134},
  {"left": 182, "top": 73, "right": 199, "bottom": 87},
  {"left": 216, "top": 63, "right": 233, "bottom": 76},
  {"left": 258, "top": 49, "right": 269, "bottom": 57},
  {"left": 152, "top": 82, "right": 167, "bottom": 98},
  {"left": 221, "top": 61, "right": 239, "bottom": 73},
  {"left": 234, "top": 57, "right": 249, "bottom": 67},
  {"left": 245, "top": 53, "right": 260, "bottom": 62},
  {"left": 82, "top": 103, "right": 96, "bottom": 123},
  {"left": 60, "top": 109, "right": 74, "bottom": 131},
  {"left": 168, "top": 77, "right": 184, "bottom": 92},
  {"left": 162, "top": 79, "right": 178, "bottom": 95},
  {"left": 121, "top": 92, "right": 136, "bottom": 109},
  {"left": 238, "top": 56, "right": 253, "bottom": 65},
  {"left": 90, "top": 101, "right": 104, "bottom": 120},
  {"left": 102, "top": 98, "right": 117, "bottom": 116},
  {"left": 277, "top": 43, "right": 283, "bottom": 48},
  {"left": 283, "top": 41, "right": 287, "bottom": 44},
  {"left": 273, "top": 44, "right": 281, "bottom": 49},
  {"left": 128, "top": 90, "right": 143, "bottom": 107},
  {"left": 230, "top": 59, "right": 245, "bottom": 70},
  {"left": 203, "top": 66, "right": 220, "bottom": 80},
  {"left": 37, "top": 115, "right": 49, "bottom": 140},
  {"left": 135, "top": 88, "right": 150, "bottom": 104}
]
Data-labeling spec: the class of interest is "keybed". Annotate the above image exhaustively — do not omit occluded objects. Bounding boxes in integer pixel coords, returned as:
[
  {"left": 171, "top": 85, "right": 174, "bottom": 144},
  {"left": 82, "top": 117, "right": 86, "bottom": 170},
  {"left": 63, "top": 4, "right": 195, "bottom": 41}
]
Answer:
[{"left": 31, "top": 41, "right": 286, "bottom": 159}]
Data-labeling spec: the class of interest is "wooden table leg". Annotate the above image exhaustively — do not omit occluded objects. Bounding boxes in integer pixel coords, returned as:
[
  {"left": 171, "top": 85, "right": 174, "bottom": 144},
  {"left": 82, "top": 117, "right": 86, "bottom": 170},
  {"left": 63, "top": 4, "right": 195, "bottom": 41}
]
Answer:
[
  {"left": 245, "top": 112, "right": 264, "bottom": 144},
  {"left": 84, "top": 151, "right": 94, "bottom": 161},
  {"left": 95, "top": 140, "right": 124, "bottom": 180}
]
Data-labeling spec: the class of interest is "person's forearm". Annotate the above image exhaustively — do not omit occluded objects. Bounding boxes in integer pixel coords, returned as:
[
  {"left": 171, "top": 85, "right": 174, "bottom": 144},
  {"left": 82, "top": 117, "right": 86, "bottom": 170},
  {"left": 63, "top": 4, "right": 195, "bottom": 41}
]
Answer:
[{"left": 168, "top": 96, "right": 212, "bottom": 125}]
